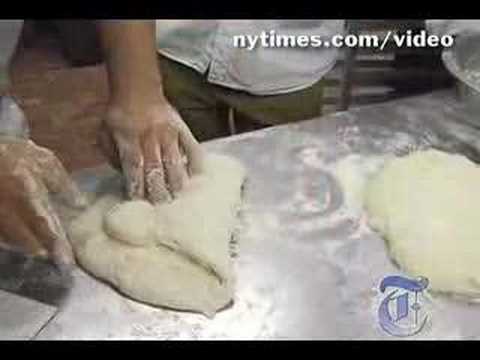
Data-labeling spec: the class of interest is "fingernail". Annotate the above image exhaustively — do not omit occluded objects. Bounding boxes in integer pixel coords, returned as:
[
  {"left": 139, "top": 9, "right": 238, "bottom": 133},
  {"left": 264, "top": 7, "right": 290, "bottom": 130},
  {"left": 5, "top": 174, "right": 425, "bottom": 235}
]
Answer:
[
  {"left": 150, "top": 188, "right": 172, "bottom": 204},
  {"left": 53, "top": 251, "right": 75, "bottom": 269}
]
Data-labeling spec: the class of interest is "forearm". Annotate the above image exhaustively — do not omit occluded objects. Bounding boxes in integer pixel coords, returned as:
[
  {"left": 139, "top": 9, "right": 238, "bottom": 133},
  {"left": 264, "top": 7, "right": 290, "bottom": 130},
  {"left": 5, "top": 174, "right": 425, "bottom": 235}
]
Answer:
[
  {"left": 96, "top": 21, "right": 201, "bottom": 203},
  {"left": 97, "top": 20, "right": 165, "bottom": 105}
]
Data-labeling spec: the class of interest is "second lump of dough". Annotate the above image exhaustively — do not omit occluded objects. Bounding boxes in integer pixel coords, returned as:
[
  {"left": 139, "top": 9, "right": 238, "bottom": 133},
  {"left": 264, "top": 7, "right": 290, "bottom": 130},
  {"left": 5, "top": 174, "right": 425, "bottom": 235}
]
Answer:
[{"left": 103, "top": 200, "right": 157, "bottom": 246}]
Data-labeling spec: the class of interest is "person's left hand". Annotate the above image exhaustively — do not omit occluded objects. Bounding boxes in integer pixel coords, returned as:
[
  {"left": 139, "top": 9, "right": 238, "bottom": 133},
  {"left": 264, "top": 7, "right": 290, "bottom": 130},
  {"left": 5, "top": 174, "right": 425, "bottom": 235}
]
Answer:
[{"left": 0, "top": 96, "right": 88, "bottom": 266}]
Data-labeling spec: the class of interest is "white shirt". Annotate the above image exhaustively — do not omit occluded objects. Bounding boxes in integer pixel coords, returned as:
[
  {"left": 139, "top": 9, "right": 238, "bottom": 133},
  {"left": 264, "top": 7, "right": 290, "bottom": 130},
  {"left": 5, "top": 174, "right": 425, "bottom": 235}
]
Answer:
[{"left": 155, "top": 20, "right": 345, "bottom": 95}]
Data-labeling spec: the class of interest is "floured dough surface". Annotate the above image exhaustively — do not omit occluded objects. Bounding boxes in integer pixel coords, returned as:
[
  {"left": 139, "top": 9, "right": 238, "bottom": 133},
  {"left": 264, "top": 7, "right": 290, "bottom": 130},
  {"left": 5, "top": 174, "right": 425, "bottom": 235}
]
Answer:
[
  {"left": 104, "top": 201, "right": 157, "bottom": 246},
  {"left": 365, "top": 149, "right": 480, "bottom": 296},
  {"left": 68, "top": 154, "right": 246, "bottom": 316}
]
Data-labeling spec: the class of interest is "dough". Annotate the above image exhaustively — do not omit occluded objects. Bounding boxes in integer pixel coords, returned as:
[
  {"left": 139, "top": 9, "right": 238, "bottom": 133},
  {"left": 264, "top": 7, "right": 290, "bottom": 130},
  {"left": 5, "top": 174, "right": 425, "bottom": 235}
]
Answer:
[
  {"left": 365, "top": 149, "right": 480, "bottom": 296},
  {"left": 104, "top": 201, "right": 157, "bottom": 246},
  {"left": 335, "top": 154, "right": 390, "bottom": 211},
  {"left": 68, "top": 154, "right": 246, "bottom": 316}
]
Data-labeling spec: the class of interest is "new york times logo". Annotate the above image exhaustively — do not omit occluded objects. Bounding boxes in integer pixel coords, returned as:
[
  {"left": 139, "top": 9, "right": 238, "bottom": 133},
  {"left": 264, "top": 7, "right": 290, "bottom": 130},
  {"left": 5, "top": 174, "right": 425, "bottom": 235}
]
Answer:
[{"left": 377, "top": 275, "right": 430, "bottom": 337}]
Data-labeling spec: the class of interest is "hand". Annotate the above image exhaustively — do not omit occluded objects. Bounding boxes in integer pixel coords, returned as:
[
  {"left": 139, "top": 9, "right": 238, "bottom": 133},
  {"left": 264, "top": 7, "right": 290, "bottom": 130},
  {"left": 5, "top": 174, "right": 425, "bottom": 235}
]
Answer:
[
  {"left": 97, "top": 20, "right": 205, "bottom": 203},
  {"left": 0, "top": 97, "right": 87, "bottom": 266},
  {"left": 99, "top": 96, "right": 204, "bottom": 204}
]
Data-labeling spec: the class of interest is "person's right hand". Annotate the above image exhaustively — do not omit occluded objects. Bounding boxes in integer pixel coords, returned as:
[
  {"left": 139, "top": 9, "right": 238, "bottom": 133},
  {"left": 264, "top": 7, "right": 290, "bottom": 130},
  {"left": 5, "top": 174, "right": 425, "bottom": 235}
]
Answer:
[
  {"left": 99, "top": 96, "right": 205, "bottom": 204},
  {"left": 97, "top": 20, "right": 205, "bottom": 204},
  {"left": 0, "top": 97, "right": 87, "bottom": 266}
]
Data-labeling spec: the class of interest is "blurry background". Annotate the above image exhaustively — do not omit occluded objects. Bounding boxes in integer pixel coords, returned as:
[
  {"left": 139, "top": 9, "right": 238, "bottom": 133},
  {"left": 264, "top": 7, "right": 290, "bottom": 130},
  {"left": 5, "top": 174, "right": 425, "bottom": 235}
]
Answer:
[{"left": 4, "top": 20, "right": 455, "bottom": 172}]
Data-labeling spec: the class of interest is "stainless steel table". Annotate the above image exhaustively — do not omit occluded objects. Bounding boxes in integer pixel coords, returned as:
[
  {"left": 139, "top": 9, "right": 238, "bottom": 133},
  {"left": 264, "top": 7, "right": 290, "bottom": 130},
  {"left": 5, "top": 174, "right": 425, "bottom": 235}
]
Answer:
[{"left": 11, "top": 89, "right": 480, "bottom": 340}]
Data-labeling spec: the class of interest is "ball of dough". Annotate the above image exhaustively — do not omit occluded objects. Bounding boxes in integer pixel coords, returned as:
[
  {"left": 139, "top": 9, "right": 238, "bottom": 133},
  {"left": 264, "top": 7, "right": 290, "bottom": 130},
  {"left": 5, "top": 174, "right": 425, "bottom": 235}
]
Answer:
[
  {"left": 365, "top": 149, "right": 480, "bottom": 297},
  {"left": 103, "top": 200, "right": 156, "bottom": 246}
]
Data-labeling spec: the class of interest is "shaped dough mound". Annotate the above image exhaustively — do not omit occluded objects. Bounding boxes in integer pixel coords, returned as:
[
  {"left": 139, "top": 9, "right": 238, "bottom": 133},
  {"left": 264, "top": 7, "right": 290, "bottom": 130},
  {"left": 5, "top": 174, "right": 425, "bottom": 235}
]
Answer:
[
  {"left": 104, "top": 201, "right": 156, "bottom": 246},
  {"left": 68, "top": 154, "right": 246, "bottom": 317},
  {"left": 365, "top": 149, "right": 480, "bottom": 296}
]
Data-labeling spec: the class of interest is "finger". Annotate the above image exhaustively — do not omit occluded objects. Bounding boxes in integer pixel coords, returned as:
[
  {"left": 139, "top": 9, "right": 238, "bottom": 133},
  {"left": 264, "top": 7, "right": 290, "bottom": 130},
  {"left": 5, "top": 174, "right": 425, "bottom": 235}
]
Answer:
[
  {"left": 115, "top": 133, "right": 145, "bottom": 200},
  {"left": 27, "top": 195, "right": 75, "bottom": 267},
  {"left": 97, "top": 123, "right": 122, "bottom": 170},
  {"left": 15, "top": 178, "right": 75, "bottom": 266},
  {"left": 33, "top": 145, "right": 88, "bottom": 209},
  {"left": 0, "top": 209, "right": 47, "bottom": 258},
  {"left": 175, "top": 114, "right": 205, "bottom": 176},
  {"left": 161, "top": 134, "right": 188, "bottom": 197},
  {"left": 0, "top": 160, "right": 74, "bottom": 265},
  {"left": 143, "top": 132, "right": 171, "bottom": 204}
]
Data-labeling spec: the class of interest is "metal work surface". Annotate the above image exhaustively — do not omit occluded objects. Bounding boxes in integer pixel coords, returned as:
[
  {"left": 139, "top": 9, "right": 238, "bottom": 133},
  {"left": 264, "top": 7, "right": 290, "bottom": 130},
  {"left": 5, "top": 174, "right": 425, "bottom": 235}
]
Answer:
[
  {"left": 0, "top": 290, "right": 56, "bottom": 340},
  {"left": 24, "top": 90, "right": 480, "bottom": 339}
]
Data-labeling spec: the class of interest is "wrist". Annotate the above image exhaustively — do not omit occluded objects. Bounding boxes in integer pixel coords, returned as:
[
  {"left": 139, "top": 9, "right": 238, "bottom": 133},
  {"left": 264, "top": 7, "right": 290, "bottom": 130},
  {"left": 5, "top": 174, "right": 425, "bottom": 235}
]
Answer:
[{"left": 109, "top": 80, "right": 168, "bottom": 109}]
